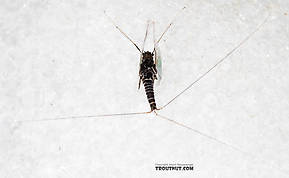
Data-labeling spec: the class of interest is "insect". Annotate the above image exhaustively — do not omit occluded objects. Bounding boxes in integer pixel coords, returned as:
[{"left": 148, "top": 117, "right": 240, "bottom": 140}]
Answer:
[
  {"left": 17, "top": 6, "right": 280, "bottom": 173},
  {"left": 103, "top": 8, "right": 185, "bottom": 113},
  {"left": 20, "top": 6, "right": 269, "bottom": 140}
]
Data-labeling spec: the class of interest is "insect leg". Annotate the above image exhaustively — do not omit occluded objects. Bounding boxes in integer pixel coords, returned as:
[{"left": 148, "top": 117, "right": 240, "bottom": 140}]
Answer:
[
  {"left": 142, "top": 20, "right": 150, "bottom": 53},
  {"left": 104, "top": 10, "right": 141, "bottom": 53},
  {"left": 154, "top": 6, "right": 186, "bottom": 46},
  {"left": 138, "top": 76, "right": 142, "bottom": 90}
]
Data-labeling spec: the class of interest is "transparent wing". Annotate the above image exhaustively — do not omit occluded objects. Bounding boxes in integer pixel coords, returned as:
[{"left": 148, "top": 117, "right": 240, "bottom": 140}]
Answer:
[
  {"left": 155, "top": 46, "right": 162, "bottom": 82},
  {"left": 138, "top": 21, "right": 150, "bottom": 89},
  {"left": 153, "top": 21, "right": 162, "bottom": 85}
]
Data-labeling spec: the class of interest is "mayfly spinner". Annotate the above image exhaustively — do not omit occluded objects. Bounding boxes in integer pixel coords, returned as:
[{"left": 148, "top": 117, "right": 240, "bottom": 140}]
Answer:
[
  {"left": 103, "top": 8, "right": 185, "bottom": 113},
  {"left": 19, "top": 6, "right": 272, "bottom": 161}
]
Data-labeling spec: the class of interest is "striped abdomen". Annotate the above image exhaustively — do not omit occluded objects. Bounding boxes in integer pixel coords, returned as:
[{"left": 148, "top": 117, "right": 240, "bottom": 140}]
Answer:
[{"left": 142, "top": 78, "right": 157, "bottom": 111}]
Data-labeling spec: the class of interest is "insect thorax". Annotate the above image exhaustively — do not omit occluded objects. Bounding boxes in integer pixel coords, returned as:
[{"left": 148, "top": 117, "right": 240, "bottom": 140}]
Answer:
[{"left": 140, "top": 51, "right": 157, "bottom": 79}]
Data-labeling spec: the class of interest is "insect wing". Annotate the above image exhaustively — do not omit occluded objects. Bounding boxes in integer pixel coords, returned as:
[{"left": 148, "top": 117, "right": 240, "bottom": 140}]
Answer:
[{"left": 155, "top": 46, "right": 162, "bottom": 84}]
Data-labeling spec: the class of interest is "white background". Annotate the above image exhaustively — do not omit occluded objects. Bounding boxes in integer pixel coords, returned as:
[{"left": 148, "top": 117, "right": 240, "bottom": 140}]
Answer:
[{"left": 1, "top": 0, "right": 289, "bottom": 177}]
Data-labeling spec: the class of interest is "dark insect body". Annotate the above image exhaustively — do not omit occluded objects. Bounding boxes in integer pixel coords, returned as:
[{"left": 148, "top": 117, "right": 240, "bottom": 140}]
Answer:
[
  {"left": 139, "top": 51, "right": 158, "bottom": 111},
  {"left": 103, "top": 8, "right": 185, "bottom": 112},
  {"left": 18, "top": 7, "right": 279, "bottom": 174}
]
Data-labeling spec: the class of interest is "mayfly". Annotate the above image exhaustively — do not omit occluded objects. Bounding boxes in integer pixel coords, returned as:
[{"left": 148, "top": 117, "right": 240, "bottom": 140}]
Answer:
[
  {"left": 18, "top": 6, "right": 274, "bottom": 165},
  {"left": 103, "top": 8, "right": 184, "bottom": 113}
]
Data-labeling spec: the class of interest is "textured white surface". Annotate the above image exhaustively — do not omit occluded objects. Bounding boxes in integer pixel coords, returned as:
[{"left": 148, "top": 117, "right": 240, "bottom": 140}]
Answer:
[{"left": 1, "top": 0, "right": 289, "bottom": 177}]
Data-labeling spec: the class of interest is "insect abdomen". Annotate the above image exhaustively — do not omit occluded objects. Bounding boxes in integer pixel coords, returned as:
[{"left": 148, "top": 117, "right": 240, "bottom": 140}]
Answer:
[{"left": 142, "top": 78, "right": 157, "bottom": 111}]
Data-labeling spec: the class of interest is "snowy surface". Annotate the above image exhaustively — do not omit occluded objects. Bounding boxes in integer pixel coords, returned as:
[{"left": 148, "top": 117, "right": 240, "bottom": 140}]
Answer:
[{"left": 1, "top": 0, "right": 289, "bottom": 177}]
